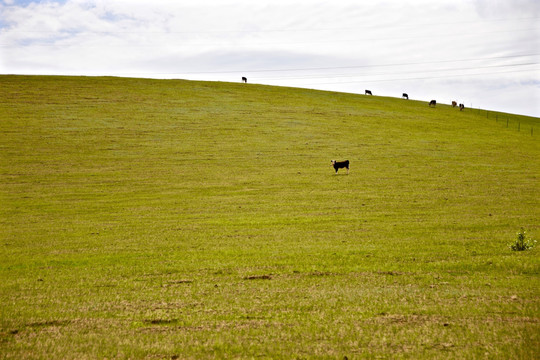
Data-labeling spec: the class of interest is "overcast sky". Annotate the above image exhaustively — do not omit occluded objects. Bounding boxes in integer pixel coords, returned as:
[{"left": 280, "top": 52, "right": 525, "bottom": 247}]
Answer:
[{"left": 1, "top": 0, "right": 539, "bottom": 117}]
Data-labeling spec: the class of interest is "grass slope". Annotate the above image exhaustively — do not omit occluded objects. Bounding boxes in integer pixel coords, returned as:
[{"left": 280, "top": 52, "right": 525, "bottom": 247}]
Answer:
[{"left": 1, "top": 75, "right": 539, "bottom": 359}]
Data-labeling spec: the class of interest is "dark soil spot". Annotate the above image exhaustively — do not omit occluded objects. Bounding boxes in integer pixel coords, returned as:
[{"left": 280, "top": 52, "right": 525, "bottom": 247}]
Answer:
[
  {"left": 144, "top": 319, "right": 179, "bottom": 326},
  {"left": 244, "top": 275, "right": 272, "bottom": 280}
]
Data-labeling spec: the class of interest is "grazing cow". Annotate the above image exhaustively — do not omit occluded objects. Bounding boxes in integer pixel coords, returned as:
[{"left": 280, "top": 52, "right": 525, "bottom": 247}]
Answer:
[
  {"left": 429, "top": 100, "right": 436, "bottom": 107},
  {"left": 365, "top": 90, "right": 372, "bottom": 95},
  {"left": 402, "top": 93, "right": 409, "bottom": 100},
  {"left": 242, "top": 77, "right": 247, "bottom": 83},
  {"left": 331, "top": 160, "right": 349, "bottom": 174},
  {"left": 452, "top": 101, "right": 457, "bottom": 107},
  {"left": 459, "top": 104, "right": 465, "bottom": 111}
]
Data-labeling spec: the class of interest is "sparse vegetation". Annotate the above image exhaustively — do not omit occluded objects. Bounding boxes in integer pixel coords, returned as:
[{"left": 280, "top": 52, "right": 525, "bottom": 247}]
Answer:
[
  {"left": 1, "top": 75, "right": 538, "bottom": 359},
  {"left": 510, "top": 228, "right": 536, "bottom": 251}
]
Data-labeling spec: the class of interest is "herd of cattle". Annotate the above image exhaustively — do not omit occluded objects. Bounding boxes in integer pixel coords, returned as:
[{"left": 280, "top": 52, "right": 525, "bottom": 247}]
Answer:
[
  {"left": 240, "top": 77, "right": 467, "bottom": 176},
  {"left": 240, "top": 77, "right": 465, "bottom": 111},
  {"left": 365, "top": 89, "right": 465, "bottom": 111}
]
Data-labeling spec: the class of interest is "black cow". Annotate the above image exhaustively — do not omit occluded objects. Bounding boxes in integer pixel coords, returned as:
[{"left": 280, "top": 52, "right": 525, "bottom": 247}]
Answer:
[
  {"left": 459, "top": 104, "right": 465, "bottom": 111},
  {"left": 242, "top": 77, "right": 247, "bottom": 83},
  {"left": 402, "top": 93, "right": 408, "bottom": 100},
  {"left": 365, "top": 90, "right": 372, "bottom": 95},
  {"left": 331, "top": 160, "right": 349, "bottom": 174},
  {"left": 429, "top": 100, "right": 436, "bottom": 107}
]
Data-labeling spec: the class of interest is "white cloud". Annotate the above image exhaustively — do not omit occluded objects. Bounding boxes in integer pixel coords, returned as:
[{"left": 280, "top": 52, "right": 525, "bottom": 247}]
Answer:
[
  {"left": 1, "top": 0, "right": 539, "bottom": 116},
  {"left": 473, "top": 0, "right": 540, "bottom": 17}
]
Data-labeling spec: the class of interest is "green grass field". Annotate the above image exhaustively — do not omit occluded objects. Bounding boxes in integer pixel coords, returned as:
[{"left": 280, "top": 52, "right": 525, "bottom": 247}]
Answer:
[{"left": 1, "top": 75, "right": 539, "bottom": 359}]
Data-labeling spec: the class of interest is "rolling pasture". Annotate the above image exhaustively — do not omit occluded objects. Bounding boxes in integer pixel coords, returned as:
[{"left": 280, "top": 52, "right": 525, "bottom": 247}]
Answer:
[{"left": 1, "top": 75, "right": 539, "bottom": 359}]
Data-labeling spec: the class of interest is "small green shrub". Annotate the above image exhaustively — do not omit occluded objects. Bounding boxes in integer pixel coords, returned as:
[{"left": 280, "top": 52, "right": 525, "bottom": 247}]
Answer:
[{"left": 509, "top": 228, "right": 536, "bottom": 251}]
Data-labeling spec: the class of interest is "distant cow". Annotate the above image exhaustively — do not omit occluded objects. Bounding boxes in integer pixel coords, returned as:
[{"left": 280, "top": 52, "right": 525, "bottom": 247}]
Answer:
[
  {"left": 452, "top": 101, "right": 457, "bottom": 107},
  {"left": 331, "top": 160, "right": 349, "bottom": 174},
  {"left": 365, "top": 90, "right": 372, "bottom": 95},
  {"left": 429, "top": 100, "right": 436, "bottom": 107},
  {"left": 242, "top": 77, "right": 247, "bottom": 83},
  {"left": 459, "top": 103, "right": 465, "bottom": 111},
  {"left": 402, "top": 93, "right": 408, "bottom": 100}
]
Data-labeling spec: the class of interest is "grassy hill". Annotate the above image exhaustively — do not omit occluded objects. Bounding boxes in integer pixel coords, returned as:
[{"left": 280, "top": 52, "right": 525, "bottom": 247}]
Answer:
[{"left": 1, "top": 75, "right": 539, "bottom": 359}]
